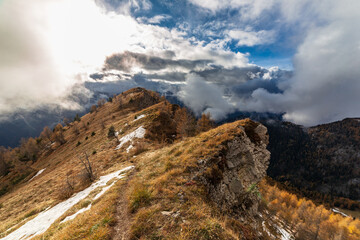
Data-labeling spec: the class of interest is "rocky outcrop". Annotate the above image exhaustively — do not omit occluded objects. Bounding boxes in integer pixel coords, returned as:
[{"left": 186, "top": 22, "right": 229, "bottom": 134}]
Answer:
[
  {"left": 194, "top": 120, "right": 270, "bottom": 216},
  {"left": 118, "top": 87, "right": 161, "bottom": 110}
]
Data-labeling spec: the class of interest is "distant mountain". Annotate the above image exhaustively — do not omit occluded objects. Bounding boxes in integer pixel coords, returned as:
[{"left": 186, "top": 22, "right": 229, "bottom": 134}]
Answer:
[{"left": 265, "top": 118, "right": 360, "bottom": 201}]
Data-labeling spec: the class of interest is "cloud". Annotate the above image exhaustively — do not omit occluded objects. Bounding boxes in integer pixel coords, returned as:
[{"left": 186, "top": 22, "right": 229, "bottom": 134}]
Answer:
[
  {"left": 178, "top": 74, "right": 235, "bottom": 120},
  {"left": 137, "top": 14, "right": 172, "bottom": 24},
  {"left": 190, "top": 0, "right": 360, "bottom": 126},
  {"left": 104, "top": 51, "right": 212, "bottom": 72},
  {"left": 236, "top": 0, "right": 360, "bottom": 125},
  {"left": 0, "top": 0, "right": 250, "bottom": 121},
  {"left": 228, "top": 29, "right": 276, "bottom": 46}
]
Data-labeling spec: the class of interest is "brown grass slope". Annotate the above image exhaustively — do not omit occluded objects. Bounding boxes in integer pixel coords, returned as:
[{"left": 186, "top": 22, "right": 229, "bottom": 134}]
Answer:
[
  {"left": 0, "top": 88, "right": 166, "bottom": 238},
  {"left": 1, "top": 87, "right": 359, "bottom": 240}
]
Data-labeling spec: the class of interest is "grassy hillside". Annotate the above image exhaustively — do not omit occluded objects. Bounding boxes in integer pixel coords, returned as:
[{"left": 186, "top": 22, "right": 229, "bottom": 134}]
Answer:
[{"left": 0, "top": 88, "right": 359, "bottom": 240}]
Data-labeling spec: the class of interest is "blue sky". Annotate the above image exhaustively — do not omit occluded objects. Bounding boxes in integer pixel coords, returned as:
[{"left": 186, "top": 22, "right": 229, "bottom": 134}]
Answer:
[{"left": 119, "top": 0, "right": 296, "bottom": 69}]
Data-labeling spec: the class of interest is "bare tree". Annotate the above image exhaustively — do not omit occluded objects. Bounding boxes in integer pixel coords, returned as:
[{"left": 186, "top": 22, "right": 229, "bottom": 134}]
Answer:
[{"left": 79, "top": 152, "right": 95, "bottom": 182}]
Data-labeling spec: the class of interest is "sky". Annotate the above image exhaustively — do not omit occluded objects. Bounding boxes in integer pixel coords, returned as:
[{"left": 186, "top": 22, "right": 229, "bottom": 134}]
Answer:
[{"left": 0, "top": 0, "right": 360, "bottom": 127}]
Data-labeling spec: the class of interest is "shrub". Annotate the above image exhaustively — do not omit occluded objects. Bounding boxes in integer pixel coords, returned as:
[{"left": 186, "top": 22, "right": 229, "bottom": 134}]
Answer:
[
  {"left": 92, "top": 150, "right": 97, "bottom": 155},
  {"left": 90, "top": 105, "right": 97, "bottom": 113},
  {"left": 129, "top": 183, "right": 151, "bottom": 212},
  {"left": 133, "top": 142, "right": 147, "bottom": 155},
  {"left": 76, "top": 141, "right": 81, "bottom": 147},
  {"left": 108, "top": 126, "right": 115, "bottom": 138},
  {"left": 91, "top": 131, "right": 96, "bottom": 136},
  {"left": 74, "top": 114, "right": 81, "bottom": 122}
]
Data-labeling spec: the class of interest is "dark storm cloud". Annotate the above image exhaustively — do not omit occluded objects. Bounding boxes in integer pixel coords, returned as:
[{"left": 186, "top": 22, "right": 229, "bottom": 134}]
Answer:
[{"left": 104, "top": 51, "right": 212, "bottom": 72}]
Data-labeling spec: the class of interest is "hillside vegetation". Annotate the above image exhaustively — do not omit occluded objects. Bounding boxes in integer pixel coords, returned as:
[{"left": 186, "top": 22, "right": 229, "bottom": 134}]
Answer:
[{"left": 0, "top": 88, "right": 359, "bottom": 240}]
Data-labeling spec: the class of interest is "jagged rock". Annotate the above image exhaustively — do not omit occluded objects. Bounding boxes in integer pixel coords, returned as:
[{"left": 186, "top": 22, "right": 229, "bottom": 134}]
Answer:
[{"left": 194, "top": 121, "right": 270, "bottom": 216}]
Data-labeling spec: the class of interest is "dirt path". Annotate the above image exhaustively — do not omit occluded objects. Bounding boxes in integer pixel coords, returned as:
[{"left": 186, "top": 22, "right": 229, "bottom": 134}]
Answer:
[{"left": 111, "top": 175, "right": 133, "bottom": 240}]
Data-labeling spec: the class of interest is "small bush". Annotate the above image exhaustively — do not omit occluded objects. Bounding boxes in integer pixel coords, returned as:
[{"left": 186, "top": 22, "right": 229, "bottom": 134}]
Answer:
[
  {"left": 58, "top": 182, "right": 74, "bottom": 200},
  {"left": 129, "top": 183, "right": 151, "bottom": 212},
  {"left": 85, "top": 136, "right": 88, "bottom": 140},
  {"left": 133, "top": 142, "right": 147, "bottom": 155},
  {"left": 74, "top": 114, "right": 81, "bottom": 122},
  {"left": 108, "top": 126, "right": 115, "bottom": 138},
  {"left": 92, "top": 150, "right": 97, "bottom": 155},
  {"left": 0, "top": 186, "right": 8, "bottom": 196},
  {"left": 76, "top": 141, "right": 81, "bottom": 147},
  {"left": 91, "top": 131, "right": 96, "bottom": 136}
]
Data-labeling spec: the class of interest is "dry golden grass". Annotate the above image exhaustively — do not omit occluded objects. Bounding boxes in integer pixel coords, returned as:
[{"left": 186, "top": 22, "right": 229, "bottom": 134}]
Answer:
[
  {"left": 123, "top": 119, "right": 258, "bottom": 239},
  {"left": 32, "top": 179, "right": 127, "bottom": 240},
  {"left": 0, "top": 88, "right": 268, "bottom": 240},
  {"left": 0, "top": 90, "right": 166, "bottom": 238}
]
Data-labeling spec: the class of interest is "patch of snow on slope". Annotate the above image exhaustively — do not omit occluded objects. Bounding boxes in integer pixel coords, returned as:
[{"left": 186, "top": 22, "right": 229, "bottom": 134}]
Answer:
[
  {"left": 126, "top": 144, "right": 134, "bottom": 153},
  {"left": 277, "top": 226, "right": 292, "bottom": 240},
  {"left": 29, "top": 169, "right": 46, "bottom": 182},
  {"left": 133, "top": 114, "right": 146, "bottom": 122},
  {"left": 94, "top": 181, "right": 116, "bottom": 200},
  {"left": 332, "top": 208, "right": 348, "bottom": 217},
  {"left": 60, "top": 204, "right": 92, "bottom": 224},
  {"left": 115, "top": 126, "right": 145, "bottom": 150},
  {"left": 0, "top": 166, "right": 134, "bottom": 240}
]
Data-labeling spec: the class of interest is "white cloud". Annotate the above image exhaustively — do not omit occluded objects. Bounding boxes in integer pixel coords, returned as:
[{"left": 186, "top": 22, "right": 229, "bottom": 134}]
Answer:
[
  {"left": 137, "top": 14, "right": 171, "bottom": 24},
  {"left": 189, "top": 0, "right": 277, "bottom": 21},
  {"left": 191, "top": 0, "right": 360, "bottom": 125},
  {"left": 0, "top": 0, "right": 250, "bottom": 118},
  {"left": 228, "top": 29, "right": 276, "bottom": 46},
  {"left": 178, "top": 74, "right": 235, "bottom": 120}
]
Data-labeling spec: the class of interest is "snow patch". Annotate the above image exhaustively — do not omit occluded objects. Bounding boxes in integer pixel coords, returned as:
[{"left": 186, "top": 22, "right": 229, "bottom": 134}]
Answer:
[
  {"left": 133, "top": 114, "right": 146, "bottom": 122},
  {"left": 1, "top": 166, "right": 134, "bottom": 240},
  {"left": 277, "top": 226, "right": 292, "bottom": 240},
  {"left": 126, "top": 144, "right": 134, "bottom": 153},
  {"left": 332, "top": 208, "right": 348, "bottom": 217},
  {"left": 115, "top": 126, "right": 145, "bottom": 150},
  {"left": 29, "top": 169, "right": 46, "bottom": 182},
  {"left": 94, "top": 181, "right": 116, "bottom": 200},
  {"left": 60, "top": 204, "right": 92, "bottom": 224}
]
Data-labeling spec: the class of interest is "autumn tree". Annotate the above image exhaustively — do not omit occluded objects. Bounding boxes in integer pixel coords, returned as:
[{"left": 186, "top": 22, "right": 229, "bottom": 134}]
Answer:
[
  {"left": 174, "top": 107, "right": 196, "bottom": 138},
  {"left": 0, "top": 147, "right": 8, "bottom": 177},
  {"left": 54, "top": 123, "right": 66, "bottom": 145},
  {"left": 63, "top": 117, "right": 71, "bottom": 126},
  {"left": 19, "top": 137, "right": 40, "bottom": 162},
  {"left": 197, "top": 113, "right": 214, "bottom": 133},
  {"left": 73, "top": 123, "right": 80, "bottom": 135},
  {"left": 90, "top": 105, "right": 97, "bottom": 113},
  {"left": 40, "top": 126, "right": 53, "bottom": 143}
]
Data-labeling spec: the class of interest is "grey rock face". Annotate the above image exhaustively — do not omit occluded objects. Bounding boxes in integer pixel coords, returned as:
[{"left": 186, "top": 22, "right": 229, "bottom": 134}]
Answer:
[{"left": 194, "top": 122, "right": 270, "bottom": 217}]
